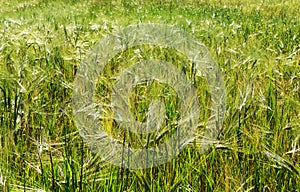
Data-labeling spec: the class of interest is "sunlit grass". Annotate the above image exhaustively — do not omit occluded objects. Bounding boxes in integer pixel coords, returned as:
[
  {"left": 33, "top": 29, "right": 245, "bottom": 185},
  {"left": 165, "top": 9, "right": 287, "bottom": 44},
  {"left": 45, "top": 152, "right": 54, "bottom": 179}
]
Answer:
[{"left": 0, "top": 0, "right": 299, "bottom": 191}]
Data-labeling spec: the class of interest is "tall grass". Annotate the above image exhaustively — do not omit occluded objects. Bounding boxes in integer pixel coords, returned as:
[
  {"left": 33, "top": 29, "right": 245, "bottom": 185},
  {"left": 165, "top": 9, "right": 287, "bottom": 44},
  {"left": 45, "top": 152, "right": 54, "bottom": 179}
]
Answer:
[{"left": 0, "top": 0, "right": 299, "bottom": 191}]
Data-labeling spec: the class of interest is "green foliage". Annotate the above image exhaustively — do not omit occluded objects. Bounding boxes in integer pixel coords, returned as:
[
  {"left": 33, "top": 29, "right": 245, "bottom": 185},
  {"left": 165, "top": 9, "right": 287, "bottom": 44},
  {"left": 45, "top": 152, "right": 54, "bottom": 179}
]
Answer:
[{"left": 0, "top": 0, "right": 299, "bottom": 191}]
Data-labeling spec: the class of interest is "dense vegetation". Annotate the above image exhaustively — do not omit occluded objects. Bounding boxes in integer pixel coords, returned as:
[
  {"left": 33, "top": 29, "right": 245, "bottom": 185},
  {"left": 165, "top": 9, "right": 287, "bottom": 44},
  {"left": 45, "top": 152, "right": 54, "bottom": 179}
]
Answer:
[{"left": 0, "top": 0, "right": 299, "bottom": 191}]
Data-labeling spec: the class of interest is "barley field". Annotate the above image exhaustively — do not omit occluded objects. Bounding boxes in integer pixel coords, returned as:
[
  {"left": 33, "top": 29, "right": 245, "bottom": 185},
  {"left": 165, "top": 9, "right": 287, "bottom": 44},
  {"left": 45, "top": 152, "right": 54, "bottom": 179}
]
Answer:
[{"left": 0, "top": 0, "right": 299, "bottom": 191}]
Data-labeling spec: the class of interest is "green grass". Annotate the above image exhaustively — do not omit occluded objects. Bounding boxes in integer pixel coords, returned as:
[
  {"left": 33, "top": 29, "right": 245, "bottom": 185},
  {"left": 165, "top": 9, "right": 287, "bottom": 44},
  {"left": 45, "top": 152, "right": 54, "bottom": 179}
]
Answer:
[{"left": 0, "top": 0, "right": 299, "bottom": 191}]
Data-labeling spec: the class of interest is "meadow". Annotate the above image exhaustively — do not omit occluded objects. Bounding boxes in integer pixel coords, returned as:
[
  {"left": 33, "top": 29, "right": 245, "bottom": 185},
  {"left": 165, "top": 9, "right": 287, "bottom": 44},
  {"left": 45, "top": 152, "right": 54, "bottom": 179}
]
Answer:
[{"left": 0, "top": 0, "right": 299, "bottom": 191}]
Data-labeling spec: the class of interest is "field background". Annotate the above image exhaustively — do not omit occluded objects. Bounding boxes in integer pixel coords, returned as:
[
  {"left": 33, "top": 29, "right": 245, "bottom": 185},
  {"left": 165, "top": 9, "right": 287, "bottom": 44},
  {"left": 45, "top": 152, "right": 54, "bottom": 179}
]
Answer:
[{"left": 0, "top": 0, "right": 299, "bottom": 191}]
